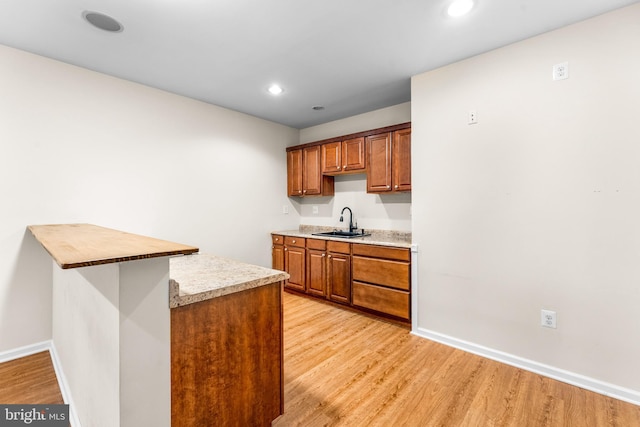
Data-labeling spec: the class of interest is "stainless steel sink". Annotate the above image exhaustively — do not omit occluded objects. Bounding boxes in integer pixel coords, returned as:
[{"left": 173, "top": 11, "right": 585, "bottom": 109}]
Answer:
[{"left": 312, "top": 230, "right": 371, "bottom": 238}]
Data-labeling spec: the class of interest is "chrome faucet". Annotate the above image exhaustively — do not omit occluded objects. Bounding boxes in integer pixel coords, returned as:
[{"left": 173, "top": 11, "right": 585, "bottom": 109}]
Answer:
[{"left": 339, "top": 207, "right": 357, "bottom": 233}]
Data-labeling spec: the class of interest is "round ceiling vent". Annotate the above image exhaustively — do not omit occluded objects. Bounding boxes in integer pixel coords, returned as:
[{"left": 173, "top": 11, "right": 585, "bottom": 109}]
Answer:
[{"left": 83, "top": 11, "right": 124, "bottom": 32}]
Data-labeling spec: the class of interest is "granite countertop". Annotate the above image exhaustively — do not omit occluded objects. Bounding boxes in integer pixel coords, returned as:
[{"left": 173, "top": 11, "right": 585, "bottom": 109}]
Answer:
[
  {"left": 28, "top": 223, "right": 199, "bottom": 269},
  {"left": 169, "top": 253, "right": 289, "bottom": 308},
  {"left": 272, "top": 225, "right": 412, "bottom": 249}
]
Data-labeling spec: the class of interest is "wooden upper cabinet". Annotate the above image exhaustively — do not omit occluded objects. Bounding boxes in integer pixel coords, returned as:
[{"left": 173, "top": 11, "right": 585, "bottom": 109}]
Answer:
[
  {"left": 287, "top": 149, "right": 303, "bottom": 196},
  {"left": 288, "top": 146, "right": 334, "bottom": 197},
  {"left": 366, "top": 129, "right": 411, "bottom": 193},
  {"left": 288, "top": 122, "right": 409, "bottom": 196},
  {"left": 322, "top": 142, "right": 342, "bottom": 174},
  {"left": 321, "top": 137, "right": 365, "bottom": 175},
  {"left": 342, "top": 137, "right": 366, "bottom": 172},
  {"left": 302, "top": 145, "right": 322, "bottom": 195},
  {"left": 393, "top": 129, "right": 411, "bottom": 192},
  {"left": 366, "top": 133, "right": 392, "bottom": 192}
]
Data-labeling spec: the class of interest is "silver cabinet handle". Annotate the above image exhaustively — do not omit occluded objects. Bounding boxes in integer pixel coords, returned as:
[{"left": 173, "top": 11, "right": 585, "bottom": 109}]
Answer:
[
  {"left": 386, "top": 185, "right": 391, "bottom": 189},
  {"left": 284, "top": 248, "right": 288, "bottom": 251},
  {"left": 337, "top": 166, "right": 341, "bottom": 170},
  {"left": 322, "top": 253, "right": 326, "bottom": 257},
  {"left": 292, "top": 240, "right": 296, "bottom": 244},
  {"left": 394, "top": 185, "right": 399, "bottom": 189},
  {"left": 328, "top": 255, "right": 332, "bottom": 258}
]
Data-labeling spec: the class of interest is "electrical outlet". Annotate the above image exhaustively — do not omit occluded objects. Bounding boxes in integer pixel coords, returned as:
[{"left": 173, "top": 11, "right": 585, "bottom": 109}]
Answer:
[
  {"left": 468, "top": 110, "right": 478, "bottom": 125},
  {"left": 282, "top": 205, "right": 289, "bottom": 214},
  {"left": 312, "top": 205, "right": 319, "bottom": 214},
  {"left": 553, "top": 62, "right": 569, "bottom": 81},
  {"left": 541, "top": 309, "right": 557, "bottom": 329}
]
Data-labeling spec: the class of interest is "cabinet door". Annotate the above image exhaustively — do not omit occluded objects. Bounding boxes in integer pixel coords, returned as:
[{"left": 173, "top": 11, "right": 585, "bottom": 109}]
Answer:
[
  {"left": 392, "top": 128, "right": 411, "bottom": 192},
  {"left": 287, "top": 149, "right": 303, "bottom": 197},
  {"left": 342, "top": 137, "right": 365, "bottom": 172},
  {"left": 322, "top": 142, "right": 342, "bottom": 174},
  {"left": 327, "top": 253, "right": 351, "bottom": 304},
  {"left": 272, "top": 244, "right": 284, "bottom": 271},
  {"left": 366, "top": 133, "right": 392, "bottom": 193},
  {"left": 284, "top": 246, "right": 306, "bottom": 292},
  {"left": 302, "top": 146, "right": 322, "bottom": 195},
  {"left": 306, "top": 249, "right": 326, "bottom": 297}
]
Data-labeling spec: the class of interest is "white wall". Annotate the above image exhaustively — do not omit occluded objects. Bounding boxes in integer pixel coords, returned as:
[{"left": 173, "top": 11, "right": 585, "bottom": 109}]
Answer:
[
  {"left": 412, "top": 4, "right": 640, "bottom": 398},
  {"left": 0, "top": 45, "right": 300, "bottom": 352},
  {"left": 299, "top": 102, "right": 411, "bottom": 144},
  {"left": 296, "top": 102, "right": 412, "bottom": 232}
]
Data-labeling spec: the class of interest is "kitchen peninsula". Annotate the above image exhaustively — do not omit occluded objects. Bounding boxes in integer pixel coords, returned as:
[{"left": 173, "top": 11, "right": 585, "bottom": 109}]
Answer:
[{"left": 29, "top": 224, "right": 287, "bottom": 427}]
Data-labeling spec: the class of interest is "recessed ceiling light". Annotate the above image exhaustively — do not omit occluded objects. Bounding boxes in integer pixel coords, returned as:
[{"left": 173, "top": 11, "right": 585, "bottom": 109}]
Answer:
[
  {"left": 268, "top": 84, "right": 284, "bottom": 95},
  {"left": 83, "top": 11, "right": 124, "bottom": 32},
  {"left": 447, "top": 0, "right": 475, "bottom": 17}
]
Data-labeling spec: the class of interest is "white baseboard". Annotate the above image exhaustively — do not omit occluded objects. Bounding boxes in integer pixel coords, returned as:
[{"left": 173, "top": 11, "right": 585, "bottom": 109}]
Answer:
[
  {"left": 412, "top": 327, "right": 640, "bottom": 407},
  {"left": 49, "top": 341, "right": 81, "bottom": 427},
  {"left": 0, "top": 341, "right": 81, "bottom": 427},
  {"left": 0, "top": 340, "right": 51, "bottom": 363}
]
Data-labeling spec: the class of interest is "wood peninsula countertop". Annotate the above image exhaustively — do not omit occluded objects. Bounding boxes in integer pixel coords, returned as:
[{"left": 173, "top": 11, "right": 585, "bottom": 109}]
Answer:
[
  {"left": 28, "top": 223, "right": 199, "bottom": 269},
  {"left": 169, "top": 254, "right": 289, "bottom": 308}
]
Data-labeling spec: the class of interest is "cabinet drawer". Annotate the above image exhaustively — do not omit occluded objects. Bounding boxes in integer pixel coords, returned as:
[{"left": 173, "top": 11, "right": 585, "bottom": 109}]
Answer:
[
  {"left": 352, "top": 244, "right": 409, "bottom": 261},
  {"left": 272, "top": 234, "right": 284, "bottom": 245},
  {"left": 306, "top": 238, "right": 326, "bottom": 250},
  {"left": 327, "top": 240, "right": 350, "bottom": 254},
  {"left": 352, "top": 256, "right": 409, "bottom": 290},
  {"left": 352, "top": 281, "right": 409, "bottom": 320},
  {"left": 284, "top": 236, "right": 305, "bottom": 248}
]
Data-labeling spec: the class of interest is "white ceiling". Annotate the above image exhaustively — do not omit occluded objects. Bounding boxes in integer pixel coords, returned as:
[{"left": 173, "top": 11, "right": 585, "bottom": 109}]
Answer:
[{"left": 0, "top": 0, "right": 637, "bottom": 129}]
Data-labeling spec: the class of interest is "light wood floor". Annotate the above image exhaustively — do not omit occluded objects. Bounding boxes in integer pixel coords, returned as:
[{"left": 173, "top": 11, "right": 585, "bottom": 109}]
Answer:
[
  {"left": 1, "top": 296, "right": 638, "bottom": 426},
  {"left": 274, "top": 292, "right": 640, "bottom": 427},
  {"left": 0, "top": 351, "right": 63, "bottom": 404}
]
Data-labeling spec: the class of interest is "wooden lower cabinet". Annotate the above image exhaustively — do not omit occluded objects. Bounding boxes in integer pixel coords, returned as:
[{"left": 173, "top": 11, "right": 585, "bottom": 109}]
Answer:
[
  {"left": 272, "top": 235, "right": 411, "bottom": 322},
  {"left": 284, "top": 237, "right": 306, "bottom": 292},
  {"left": 352, "top": 281, "right": 410, "bottom": 320},
  {"left": 307, "top": 249, "right": 326, "bottom": 297},
  {"left": 327, "top": 252, "right": 351, "bottom": 304},
  {"left": 171, "top": 282, "right": 283, "bottom": 427},
  {"left": 351, "top": 244, "right": 411, "bottom": 320},
  {"left": 351, "top": 256, "right": 409, "bottom": 291},
  {"left": 306, "top": 238, "right": 327, "bottom": 297},
  {"left": 272, "top": 235, "right": 284, "bottom": 271},
  {"left": 327, "top": 241, "right": 351, "bottom": 305}
]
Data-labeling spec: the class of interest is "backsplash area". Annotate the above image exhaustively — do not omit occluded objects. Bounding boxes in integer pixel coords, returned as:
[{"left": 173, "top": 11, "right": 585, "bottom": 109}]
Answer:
[{"left": 291, "top": 175, "right": 412, "bottom": 232}]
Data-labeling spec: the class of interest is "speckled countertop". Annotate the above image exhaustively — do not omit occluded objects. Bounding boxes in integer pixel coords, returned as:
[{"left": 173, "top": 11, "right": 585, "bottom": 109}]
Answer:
[
  {"left": 272, "top": 225, "right": 412, "bottom": 249},
  {"left": 169, "top": 254, "right": 289, "bottom": 308}
]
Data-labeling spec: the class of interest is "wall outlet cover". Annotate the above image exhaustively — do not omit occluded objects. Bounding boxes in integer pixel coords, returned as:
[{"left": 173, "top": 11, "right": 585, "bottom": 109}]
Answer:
[
  {"left": 541, "top": 309, "right": 557, "bottom": 328},
  {"left": 553, "top": 62, "right": 569, "bottom": 80}
]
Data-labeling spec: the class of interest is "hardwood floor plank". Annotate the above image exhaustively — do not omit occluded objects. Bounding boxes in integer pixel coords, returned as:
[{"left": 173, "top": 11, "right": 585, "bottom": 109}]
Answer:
[
  {"left": 275, "top": 292, "right": 640, "bottom": 427},
  {"left": 0, "top": 351, "right": 63, "bottom": 404},
  {"left": 2, "top": 295, "right": 639, "bottom": 427}
]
